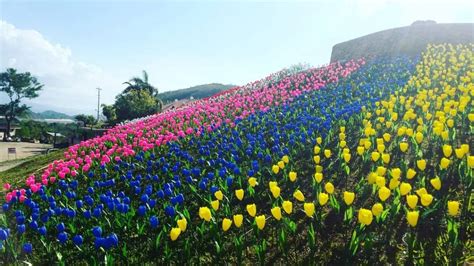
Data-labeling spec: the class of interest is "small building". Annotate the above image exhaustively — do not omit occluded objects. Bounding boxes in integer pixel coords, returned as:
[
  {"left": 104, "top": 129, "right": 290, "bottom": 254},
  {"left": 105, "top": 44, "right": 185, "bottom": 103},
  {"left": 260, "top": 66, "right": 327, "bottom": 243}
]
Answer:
[{"left": 0, "top": 116, "right": 20, "bottom": 140}]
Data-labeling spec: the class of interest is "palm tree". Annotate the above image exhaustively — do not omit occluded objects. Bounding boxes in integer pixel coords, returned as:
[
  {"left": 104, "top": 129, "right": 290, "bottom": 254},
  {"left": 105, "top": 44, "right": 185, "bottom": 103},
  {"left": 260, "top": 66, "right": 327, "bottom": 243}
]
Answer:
[{"left": 122, "top": 70, "right": 163, "bottom": 111}]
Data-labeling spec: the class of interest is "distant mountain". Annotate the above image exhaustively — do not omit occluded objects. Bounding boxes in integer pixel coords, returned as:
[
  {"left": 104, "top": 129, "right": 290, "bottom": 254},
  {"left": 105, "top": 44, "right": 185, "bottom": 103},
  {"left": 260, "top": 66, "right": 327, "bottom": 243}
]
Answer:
[
  {"left": 330, "top": 21, "right": 474, "bottom": 62},
  {"left": 158, "top": 83, "right": 236, "bottom": 104},
  {"left": 23, "top": 110, "right": 74, "bottom": 120}
]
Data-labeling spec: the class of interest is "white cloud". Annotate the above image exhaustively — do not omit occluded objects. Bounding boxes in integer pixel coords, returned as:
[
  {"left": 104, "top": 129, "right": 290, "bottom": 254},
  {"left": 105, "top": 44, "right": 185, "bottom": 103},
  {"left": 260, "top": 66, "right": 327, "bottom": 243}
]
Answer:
[{"left": 0, "top": 20, "right": 120, "bottom": 115}]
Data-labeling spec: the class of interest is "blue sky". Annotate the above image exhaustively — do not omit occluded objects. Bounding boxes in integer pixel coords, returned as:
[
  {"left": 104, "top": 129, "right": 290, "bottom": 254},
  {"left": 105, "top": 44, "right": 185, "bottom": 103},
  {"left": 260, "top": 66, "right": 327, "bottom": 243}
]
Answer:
[{"left": 1, "top": 0, "right": 473, "bottom": 115}]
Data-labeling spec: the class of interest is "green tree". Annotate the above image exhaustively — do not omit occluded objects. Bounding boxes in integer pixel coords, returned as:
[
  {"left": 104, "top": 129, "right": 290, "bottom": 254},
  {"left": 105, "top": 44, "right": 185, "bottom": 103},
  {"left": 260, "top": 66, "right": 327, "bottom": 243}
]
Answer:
[
  {"left": 114, "top": 90, "right": 161, "bottom": 121},
  {"left": 122, "top": 70, "right": 163, "bottom": 110},
  {"left": 74, "top": 114, "right": 96, "bottom": 127},
  {"left": 101, "top": 104, "right": 117, "bottom": 124},
  {"left": 0, "top": 68, "right": 43, "bottom": 141}
]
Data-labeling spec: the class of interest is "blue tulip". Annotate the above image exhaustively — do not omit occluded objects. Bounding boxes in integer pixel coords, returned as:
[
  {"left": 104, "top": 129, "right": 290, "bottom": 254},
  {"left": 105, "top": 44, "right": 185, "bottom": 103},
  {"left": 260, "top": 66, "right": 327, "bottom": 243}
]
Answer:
[{"left": 23, "top": 243, "right": 33, "bottom": 254}]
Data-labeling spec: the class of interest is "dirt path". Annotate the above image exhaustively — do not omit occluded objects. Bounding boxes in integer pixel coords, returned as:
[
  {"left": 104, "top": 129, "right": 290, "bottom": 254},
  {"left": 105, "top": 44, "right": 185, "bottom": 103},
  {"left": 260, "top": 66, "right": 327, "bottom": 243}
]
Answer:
[{"left": 0, "top": 142, "right": 52, "bottom": 172}]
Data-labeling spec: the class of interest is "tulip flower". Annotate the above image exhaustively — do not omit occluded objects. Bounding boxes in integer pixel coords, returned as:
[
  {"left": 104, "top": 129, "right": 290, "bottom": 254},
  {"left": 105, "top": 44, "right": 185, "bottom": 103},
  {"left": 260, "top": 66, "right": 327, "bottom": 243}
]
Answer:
[
  {"left": 248, "top": 177, "right": 258, "bottom": 187},
  {"left": 233, "top": 214, "right": 243, "bottom": 228},
  {"left": 358, "top": 208, "right": 373, "bottom": 226},
  {"left": 406, "top": 211, "right": 419, "bottom": 227},
  {"left": 417, "top": 159, "right": 426, "bottom": 171},
  {"left": 343, "top": 191, "right": 355, "bottom": 205},
  {"left": 214, "top": 190, "right": 223, "bottom": 201},
  {"left": 313, "top": 155, "right": 321, "bottom": 164},
  {"left": 400, "top": 142, "right": 409, "bottom": 152},
  {"left": 415, "top": 132, "right": 423, "bottom": 144},
  {"left": 272, "top": 165, "right": 280, "bottom": 174},
  {"left": 371, "top": 152, "right": 380, "bottom": 162},
  {"left": 389, "top": 178, "right": 400, "bottom": 190},
  {"left": 314, "top": 146, "right": 321, "bottom": 154},
  {"left": 282, "top": 200, "right": 293, "bottom": 214},
  {"left": 222, "top": 218, "right": 232, "bottom": 232},
  {"left": 416, "top": 188, "right": 427, "bottom": 197},
  {"left": 406, "top": 195, "right": 418, "bottom": 209},
  {"left": 314, "top": 173, "right": 323, "bottom": 183},
  {"left": 211, "top": 200, "right": 219, "bottom": 211},
  {"left": 407, "top": 168, "right": 417, "bottom": 179},
  {"left": 447, "top": 201, "right": 460, "bottom": 216},
  {"left": 304, "top": 203, "right": 315, "bottom": 217},
  {"left": 177, "top": 218, "right": 187, "bottom": 232},
  {"left": 199, "top": 207, "right": 212, "bottom": 222},
  {"left": 255, "top": 215, "right": 266, "bottom": 230},
  {"left": 289, "top": 171, "right": 297, "bottom": 182},
  {"left": 282, "top": 155, "right": 289, "bottom": 164},
  {"left": 420, "top": 194, "right": 433, "bottom": 207},
  {"left": 442, "top": 144, "right": 453, "bottom": 157},
  {"left": 382, "top": 153, "right": 390, "bottom": 164},
  {"left": 270, "top": 186, "right": 281, "bottom": 198},
  {"left": 390, "top": 168, "right": 401, "bottom": 179},
  {"left": 378, "top": 187, "right": 391, "bottom": 201},
  {"left": 400, "top": 182, "right": 412, "bottom": 196},
  {"left": 343, "top": 153, "right": 351, "bottom": 163},
  {"left": 430, "top": 177, "right": 441, "bottom": 190},
  {"left": 235, "top": 189, "right": 244, "bottom": 200},
  {"left": 455, "top": 148, "right": 465, "bottom": 159},
  {"left": 170, "top": 227, "right": 181, "bottom": 241},
  {"left": 469, "top": 156, "right": 474, "bottom": 168},
  {"left": 317, "top": 137, "right": 322, "bottom": 144},
  {"left": 324, "top": 149, "right": 332, "bottom": 158},
  {"left": 271, "top": 206, "right": 282, "bottom": 220},
  {"left": 440, "top": 157, "right": 450, "bottom": 169},
  {"left": 357, "top": 146, "right": 365, "bottom": 155},
  {"left": 247, "top": 204, "right": 257, "bottom": 217},
  {"left": 293, "top": 189, "right": 305, "bottom": 202},
  {"left": 371, "top": 203, "right": 383, "bottom": 217},
  {"left": 318, "top": 193, "right": 329, "bottom": 206},
  {"left": 325, "top": 182, "right": 335, "bottom": 194}
]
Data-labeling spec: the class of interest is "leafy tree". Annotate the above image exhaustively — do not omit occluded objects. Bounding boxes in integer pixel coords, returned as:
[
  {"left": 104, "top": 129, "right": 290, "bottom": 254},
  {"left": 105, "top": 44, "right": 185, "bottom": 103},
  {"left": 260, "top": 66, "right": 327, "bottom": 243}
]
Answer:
[
  {"left": 101, "top": 104, "right": 117, "bottom": 124},
  {"left": 74, "top": 114, "right": 96, "bottom": 127},
  {"left": 122, "top": 70, "right": 163, "bottom": 110},
  {"left": 114, "top": 90, "right": 161, "bottom": 121},
  {"left": 0, "top": 68, "right": 43, "bottom": 141}
]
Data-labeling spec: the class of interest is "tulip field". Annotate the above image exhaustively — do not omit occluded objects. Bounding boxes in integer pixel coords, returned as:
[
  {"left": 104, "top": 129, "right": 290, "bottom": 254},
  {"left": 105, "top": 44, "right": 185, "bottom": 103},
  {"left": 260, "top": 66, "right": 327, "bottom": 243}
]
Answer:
[{"left": 1, "top": 44, "right": 473, "bottom": 264}]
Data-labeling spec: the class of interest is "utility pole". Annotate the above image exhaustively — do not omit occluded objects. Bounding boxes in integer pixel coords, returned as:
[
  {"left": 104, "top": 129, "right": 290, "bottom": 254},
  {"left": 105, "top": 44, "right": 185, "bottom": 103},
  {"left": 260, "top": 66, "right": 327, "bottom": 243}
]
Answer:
[{"left": 96, "top": 87, "right": 102, "bottom": 123}]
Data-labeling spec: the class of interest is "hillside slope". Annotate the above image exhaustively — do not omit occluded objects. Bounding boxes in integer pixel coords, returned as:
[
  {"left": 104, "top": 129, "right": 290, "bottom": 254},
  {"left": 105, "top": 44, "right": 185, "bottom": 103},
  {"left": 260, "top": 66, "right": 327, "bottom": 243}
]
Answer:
[
  {"left": 158, "top": 83, "right": 235, "bottom": 104},
  {"left": 330, "top": 21, "right": 473, "bottom": 62}
]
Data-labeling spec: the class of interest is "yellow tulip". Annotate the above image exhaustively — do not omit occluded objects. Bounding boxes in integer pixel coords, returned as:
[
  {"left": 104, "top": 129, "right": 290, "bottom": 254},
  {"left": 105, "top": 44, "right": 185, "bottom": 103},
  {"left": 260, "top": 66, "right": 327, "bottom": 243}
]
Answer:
[
  {"left": 415, "top": 132, "right": 423, "bottom": 144},
  {"left": 325, "top": 182, "right": 335, "bottom": 194},
  {"left": 324, "top": 149, "right": 332, "bottom": 158},
  {"left": 214, "top": 190, "right": 223, "bottom": 201},
  {"left": 313, "top": 155, "right": 321, "bottom": 164},
  {"left": 340, "top": 126, "right": 346, "bottom": 133},
  {"left": 271, "top": 206, "right": 282, "bottom": 220},
  {"left": 469, "top": 156, "right": 474, "bottom": 168},
  {"left": 255, "top": 215, "right": 266, "bottom": 230},
  {"left": 364, "top": 141, "right": 372, "bottom": 150},
  {"left": 367, "top": 172, "right": 377, "bottom": 184},
  {"left": 289, "top": 171, "right": 297, "bottom": 182},
  {"left": 235, "top": 189, "right": 244, "bottom": 200},
  {"left": 340, "top": 140, "right": 347, "bottom": 148},
  {"left": 371, "top": 152, "right": 380, "bottom": 162},
  {"left": 421, "top": 193, "right": 434, "bottom": 207},
  {"left": 417, "top": 159, "right": 427, "bottom": 171},
  {"left": 455, "top": 148, "right": 465, "bottom": 159},
  {"left": 222, "top": 218, "right": 232, "bottom": 232},
  {"left": 447, "top": 201, "right": 460, "bottom": 216},
  {"left": 407, "top": 168, "right": 417, "bottom": 179},
  {"left": 416, "top": 187, "right": 427, "bottom": 197},
  {"left": 440, "top": 157, "right": 450, "bottom": 169},
  {"left": 272, "top": 165, "right": 280, "bottom": 174},
  {"left": 317, "top": 137, "right": 322, "bottom": 144},
  {"left": 343, "top": 191, "right": 355, "bottom": 205},
  {"left": 211, "top": 200, "right": 219, "bottom": 211},
  {"left": 375, "top": 176, "right": 386, "bottom": 188},
  {"left": 233, "top": 214, "right": 243, "bottom": 228},
  {"left": 177, "top": 218, "right": 187, "bottom": 232},
  {"left": 170, "top": 227, "right": 181, "bottom": 241},
  {"left": 378, "top": 187, "right": 391, "bottom": 201},
  {"left": 399, "top": 142, "right": 409, "bottom": 152},
  {"left": 270, "top": 186, "right": 281, "bottom": 198},
  {"left": 461, "top": 144, "right": 469, "bottom": 154},
  {"left": 318, "top": 193, "right": 329, "bottom": 206},
  {"left": 314, "top": 146, "right": 321, "bottom": 154},
  {"left": 357, "top": 146, "right": 365, "bottom": 155},
  {"left": 248, "top": 177, "right": 258, "bottom": 187},
  {"left": 358, "top": 208, "right": 373, "bottom": 226},
  {"left": 282, "top": 200, "right": 293, "bottom": 214},
  {"left": 282, "top": 155, "right": 289, "bottom": 164},
  {"left": 304, "top": 203, "right": 315, "bottom": 217},
  {"left": 314, "top": 172, "right": 323, "bottom": 183},
  {"left": 406, "top": 211, "right": 419, "bottom": 227},
  {"left": 382, "top": 153, "right": 390, "bottom": 164},
  {"left": 278, "top": 161, "right": 285, "bottom": 169},
  {"left": 269, "top": 181, "right": 278, "bottom": 189},
  {"left": 430, "top": 177, "right": 441, "bottom": 190},
  {"left": 293, "top": 189, "right": 305, "bottom": 202},
  {"left": 442, "top": 144, "right": 453, "bottom": 157},
  {"left": 246, "top": 204, "right": 257, "bottom": 217},
  {"left": 406, "top": 195, "right": 418, "bottom": 209},
  {"left": 389, "top": 178, "right": 400, "bottom": 190},
  {"left": 343, "top": 153, "right": 351, "bottom": 163},
  {"left": 469, "top": 113, "right": 474, "bottom": 122},
  {"left": 383, "top": 133, "right": 391, "bottom": 142},
  {"left": 199, "top": 207, "right": 212, "bottom": 221},
  {"left": 372, "top": 203, "right": 384, "bottom": 217},
  {"left": 400, "top": 182, "right": 412, "bottom": 196},
  {"left": 377, "top": 166, "right": 387, "bottom": 176},
  {"left": 390, "top": 168, "right": 401, "bottom": 179},
  {"left": 377, "top": 144, "right": 386, "bottom": 153}
]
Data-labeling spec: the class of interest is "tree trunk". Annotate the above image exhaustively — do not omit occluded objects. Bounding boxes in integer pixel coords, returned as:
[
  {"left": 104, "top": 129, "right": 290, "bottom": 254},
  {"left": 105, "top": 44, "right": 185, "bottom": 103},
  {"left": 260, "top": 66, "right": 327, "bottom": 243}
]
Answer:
[{"left": 3, "top": 118, "right": 11, "bottom": 141}]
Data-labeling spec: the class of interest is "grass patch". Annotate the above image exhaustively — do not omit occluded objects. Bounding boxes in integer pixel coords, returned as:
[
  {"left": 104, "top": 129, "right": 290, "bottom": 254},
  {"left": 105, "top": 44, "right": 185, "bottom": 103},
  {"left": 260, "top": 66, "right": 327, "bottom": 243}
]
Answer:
[{"left": 0, "top": 149, "right": 64, "bottom": 189}]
